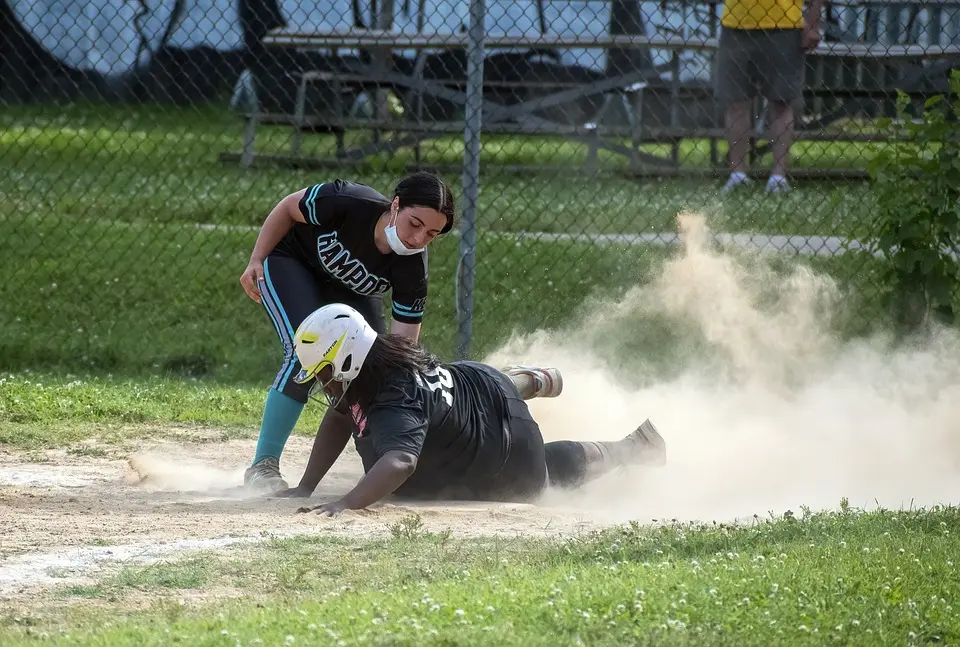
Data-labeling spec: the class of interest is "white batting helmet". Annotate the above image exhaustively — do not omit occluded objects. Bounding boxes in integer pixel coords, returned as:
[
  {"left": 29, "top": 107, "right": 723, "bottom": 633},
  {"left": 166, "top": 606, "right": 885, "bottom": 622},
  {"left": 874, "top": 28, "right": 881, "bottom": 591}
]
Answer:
[{"left": 292, "top": 303, "right": 378, "bottom": 397}]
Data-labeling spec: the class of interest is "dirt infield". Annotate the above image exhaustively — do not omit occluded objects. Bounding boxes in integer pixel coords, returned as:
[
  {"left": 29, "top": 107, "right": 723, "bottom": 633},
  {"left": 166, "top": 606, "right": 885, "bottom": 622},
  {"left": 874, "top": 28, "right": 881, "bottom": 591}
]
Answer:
[{"left": 0, "top": 430, "right": 622, "bottom": 600}]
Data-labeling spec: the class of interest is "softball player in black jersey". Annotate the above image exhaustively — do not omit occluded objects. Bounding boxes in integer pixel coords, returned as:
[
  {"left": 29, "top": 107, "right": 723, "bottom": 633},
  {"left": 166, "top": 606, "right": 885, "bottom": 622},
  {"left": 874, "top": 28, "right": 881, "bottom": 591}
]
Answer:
[
  {"left": 267, "top": 304, "right": 668, "bottom": 514},
  {"left": 239, "top": 173, "right": 456, "bottom": 492}
]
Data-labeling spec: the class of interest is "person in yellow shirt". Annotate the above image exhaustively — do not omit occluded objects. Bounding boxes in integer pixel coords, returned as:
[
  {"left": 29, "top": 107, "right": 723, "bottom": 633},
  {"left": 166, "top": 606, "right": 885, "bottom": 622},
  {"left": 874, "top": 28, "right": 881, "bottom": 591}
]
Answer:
[{"left": 716, "top": 0, "right": 824, "bottom": 194}]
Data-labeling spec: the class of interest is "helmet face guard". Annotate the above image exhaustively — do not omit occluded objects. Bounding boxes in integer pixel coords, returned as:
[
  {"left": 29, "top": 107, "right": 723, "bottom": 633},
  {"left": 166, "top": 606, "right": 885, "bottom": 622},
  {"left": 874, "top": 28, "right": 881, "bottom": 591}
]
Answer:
[{"left": 306, "top": 370, "right": 351, "bottom": 409}]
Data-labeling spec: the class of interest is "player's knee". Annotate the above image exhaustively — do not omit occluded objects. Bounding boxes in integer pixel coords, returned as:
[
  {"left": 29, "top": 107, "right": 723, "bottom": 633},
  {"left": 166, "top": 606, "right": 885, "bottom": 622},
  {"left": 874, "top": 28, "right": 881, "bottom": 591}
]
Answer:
[
  {"left": 278, "top": 378, "right": 311, "bottom": 405},
  {"left": 544, "top": 441, "right": 587, "bottom": 489}
]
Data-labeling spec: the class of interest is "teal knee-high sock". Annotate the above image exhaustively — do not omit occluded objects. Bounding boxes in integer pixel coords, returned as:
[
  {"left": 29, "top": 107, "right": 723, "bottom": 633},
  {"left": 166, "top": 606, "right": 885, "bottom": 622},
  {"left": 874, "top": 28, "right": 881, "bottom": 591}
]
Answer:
[{"left": 253, "top": 389, "right": 305, "bottom": 464}]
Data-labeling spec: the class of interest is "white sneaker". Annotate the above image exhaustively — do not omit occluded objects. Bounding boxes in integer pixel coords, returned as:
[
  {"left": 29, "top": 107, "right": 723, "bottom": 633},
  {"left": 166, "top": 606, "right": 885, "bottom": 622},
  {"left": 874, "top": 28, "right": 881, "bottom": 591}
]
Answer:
[
  {"left": 765, "top": 174, "right": 791, "bottom": 194},
  {"left": 723, "top": 171, "right": 752, "bottom": 193},
  {"left": 501, "top": 365, "right": 564, "bottom": 398}
]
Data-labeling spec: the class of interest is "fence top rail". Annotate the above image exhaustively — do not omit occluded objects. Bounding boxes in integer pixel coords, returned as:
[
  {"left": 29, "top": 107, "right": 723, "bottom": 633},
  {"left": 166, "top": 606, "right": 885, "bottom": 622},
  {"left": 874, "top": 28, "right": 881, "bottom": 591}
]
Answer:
[
  {"left": 824, "top": 0, "right": 960, "bottom": 5},
  {"left": 660, "top": 0, "right": 959, "bottom": 5},
  {"left": 264, "top": 29, "right": 960, "bottom": 59},
  {"left": 659, "top": 0, "right": 960, "bottom": 4}
]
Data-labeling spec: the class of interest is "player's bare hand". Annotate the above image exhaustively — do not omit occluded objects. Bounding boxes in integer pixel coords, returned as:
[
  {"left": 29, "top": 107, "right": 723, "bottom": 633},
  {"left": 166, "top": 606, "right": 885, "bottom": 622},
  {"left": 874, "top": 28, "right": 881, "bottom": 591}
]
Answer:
[
  {"left": 802, "top": 21, "right": 821, "bottom": 52},
  {"left": 269, "top": 485, "right": 313, "bottom": 499},
  {"left": 239, "top": 260, "right": 265, "bottom": 303},
  {"left": 297, "top": 499, "right": 349, "bottom": 517}
]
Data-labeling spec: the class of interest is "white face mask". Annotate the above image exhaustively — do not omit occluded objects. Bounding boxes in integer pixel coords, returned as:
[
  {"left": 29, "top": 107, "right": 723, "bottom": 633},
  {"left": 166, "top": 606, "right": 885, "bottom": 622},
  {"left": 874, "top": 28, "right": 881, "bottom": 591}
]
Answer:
[{"left": 385, "top": 208, "right": 425, "bottom": 256}]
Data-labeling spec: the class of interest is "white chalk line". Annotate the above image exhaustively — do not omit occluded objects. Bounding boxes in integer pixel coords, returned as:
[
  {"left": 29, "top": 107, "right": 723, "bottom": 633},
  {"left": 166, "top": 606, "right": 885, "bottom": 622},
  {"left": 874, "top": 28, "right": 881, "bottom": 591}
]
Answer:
[
  {"left": 6, "top": 213, "right": 876, "bottom": 258},
  {"left": 0, "top": 531, "right": 315, "bottom": 597},
  {"left": 189, "top": 222, "right": 874, "bottom": 258},
  {"left": 13, "top": 214, "right": 922, "bottom": 259}
]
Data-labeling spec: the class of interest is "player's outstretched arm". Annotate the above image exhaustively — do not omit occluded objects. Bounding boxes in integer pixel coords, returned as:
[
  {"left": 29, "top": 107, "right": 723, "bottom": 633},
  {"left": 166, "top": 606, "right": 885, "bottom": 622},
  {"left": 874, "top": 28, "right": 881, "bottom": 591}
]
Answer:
[
  {"left": 271, "top": 405, "right": 353, "bottom": 498},
  {"left": 301, "top": 450, "right": 417, "bottom": 516},
  {"left": 239, "top": 189, "right": 308, "bottom": 303}
]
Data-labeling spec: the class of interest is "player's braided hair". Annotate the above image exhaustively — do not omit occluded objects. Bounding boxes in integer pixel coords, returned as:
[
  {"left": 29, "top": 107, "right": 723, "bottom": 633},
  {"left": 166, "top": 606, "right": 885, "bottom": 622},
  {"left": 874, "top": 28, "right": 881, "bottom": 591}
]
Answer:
[
  {"left": 346, "top": 334, "right": 441, "bottom": 409},
  {"left": 393, "top": 171, "right": 456, "bottom": 234}
]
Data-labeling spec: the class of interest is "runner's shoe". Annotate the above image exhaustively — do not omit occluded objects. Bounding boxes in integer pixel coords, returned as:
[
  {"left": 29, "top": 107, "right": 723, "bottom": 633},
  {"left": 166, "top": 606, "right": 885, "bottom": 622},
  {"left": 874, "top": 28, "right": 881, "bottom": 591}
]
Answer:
[
  {"left": 244, "top": 457, "right": 289, "bottom": 493},
  {"left": 623, "top": 418, "right": 667, "bottom": 466},
  {"left": 501, "top": 365, "right": 564, "bottom": 399}
]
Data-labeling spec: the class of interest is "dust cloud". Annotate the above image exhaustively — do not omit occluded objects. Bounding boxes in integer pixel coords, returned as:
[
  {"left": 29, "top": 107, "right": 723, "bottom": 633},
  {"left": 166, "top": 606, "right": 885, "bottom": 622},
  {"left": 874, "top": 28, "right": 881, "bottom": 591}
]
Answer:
[
  {"left": 126, "top": 453, "right": 248, "bottom": 496},
  {"left": 485, "top": 212, "right": 960, "bottom": 524}
]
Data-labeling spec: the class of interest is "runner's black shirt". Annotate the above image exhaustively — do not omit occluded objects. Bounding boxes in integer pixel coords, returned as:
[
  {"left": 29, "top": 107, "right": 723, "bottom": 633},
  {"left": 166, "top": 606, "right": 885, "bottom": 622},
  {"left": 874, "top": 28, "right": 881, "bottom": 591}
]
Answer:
[
  {"left": 351, "top": 361, "right": 512, "bottom": 498},
  {"left": 273, "top": 179, "right": 429, "bottom": 324}
]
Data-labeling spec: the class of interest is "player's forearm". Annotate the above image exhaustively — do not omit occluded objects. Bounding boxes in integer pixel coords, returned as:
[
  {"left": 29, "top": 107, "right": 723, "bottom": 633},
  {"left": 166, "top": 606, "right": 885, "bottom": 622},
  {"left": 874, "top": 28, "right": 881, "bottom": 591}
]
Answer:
[
  {"left": 390, "top": 320, "right": 421, "bottom": 341},
  {"left": 249, "top": 193, "right": 304, "bottom": 263},
  {"left": 297, "top": 408, "right": 353, "bottom": 493},
  {"left": 340, "top": 451, "right": 417, "bottom": 510}
]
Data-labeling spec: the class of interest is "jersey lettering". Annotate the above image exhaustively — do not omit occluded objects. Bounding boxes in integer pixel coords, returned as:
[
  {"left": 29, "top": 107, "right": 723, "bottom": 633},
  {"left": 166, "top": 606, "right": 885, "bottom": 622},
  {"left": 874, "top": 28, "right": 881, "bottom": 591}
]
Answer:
[
  {"left": 327, "top": 249, "right": 359, "bottom": 276},
  {"left": 316, "top": 232, "right": 391, "bottom": 296},
  {"left": 421, "top": 367, "right": 454, "bottom": 406}
]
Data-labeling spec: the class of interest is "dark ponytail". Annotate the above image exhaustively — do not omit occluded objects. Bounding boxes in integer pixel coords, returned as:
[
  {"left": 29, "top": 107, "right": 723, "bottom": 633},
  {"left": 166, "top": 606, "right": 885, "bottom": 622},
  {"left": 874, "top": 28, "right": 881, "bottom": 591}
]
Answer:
[
  {"left": 346, "top": 334, "right": 441, "bottom": 409},
  {"left": 393, "top": 172, "right": 456, "bottom": 234}
]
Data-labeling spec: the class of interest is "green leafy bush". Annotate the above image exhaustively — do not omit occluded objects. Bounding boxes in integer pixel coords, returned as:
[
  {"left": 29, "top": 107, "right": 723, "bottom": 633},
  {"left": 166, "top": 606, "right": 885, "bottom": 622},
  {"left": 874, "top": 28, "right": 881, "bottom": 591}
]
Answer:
[{"left": 865, "top": 69, "right": 960, "bottom": 339}]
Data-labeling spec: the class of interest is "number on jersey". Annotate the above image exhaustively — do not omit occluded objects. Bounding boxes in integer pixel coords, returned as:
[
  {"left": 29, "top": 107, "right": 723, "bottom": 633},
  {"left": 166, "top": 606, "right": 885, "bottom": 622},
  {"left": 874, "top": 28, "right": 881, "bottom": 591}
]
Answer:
[{"left": 422, "top": 366, "right": 454, "bottom": 406}]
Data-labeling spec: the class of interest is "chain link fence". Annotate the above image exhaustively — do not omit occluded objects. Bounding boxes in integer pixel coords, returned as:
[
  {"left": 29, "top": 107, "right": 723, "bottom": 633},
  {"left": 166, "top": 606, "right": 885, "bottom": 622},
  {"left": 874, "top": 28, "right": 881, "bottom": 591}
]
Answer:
[{"left": 2, "top": 0, "right": 959, "bottom": 384}]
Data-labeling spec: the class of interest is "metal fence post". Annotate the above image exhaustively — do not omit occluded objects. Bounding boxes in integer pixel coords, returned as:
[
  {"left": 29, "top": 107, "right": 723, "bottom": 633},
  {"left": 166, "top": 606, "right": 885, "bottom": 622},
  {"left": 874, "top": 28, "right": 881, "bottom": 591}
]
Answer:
[{"left": 456, "top": 0, "right": 486, "bottom": 360}]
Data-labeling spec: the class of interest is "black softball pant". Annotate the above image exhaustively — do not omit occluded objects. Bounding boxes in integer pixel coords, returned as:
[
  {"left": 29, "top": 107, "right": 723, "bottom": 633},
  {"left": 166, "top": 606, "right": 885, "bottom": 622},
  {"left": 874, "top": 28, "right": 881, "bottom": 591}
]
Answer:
[
  {"left": 459, "top": 365, "right": 592, "bottom": 503},
  {"left": 259, "top": 253, "right": 386, "bottom": 404}
]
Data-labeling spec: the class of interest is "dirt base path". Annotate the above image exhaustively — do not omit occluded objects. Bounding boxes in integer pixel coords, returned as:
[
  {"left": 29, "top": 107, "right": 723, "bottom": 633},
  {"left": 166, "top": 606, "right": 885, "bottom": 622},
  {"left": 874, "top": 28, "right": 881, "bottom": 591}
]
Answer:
[{"left": 0, "top": 430, "right": 621, "bottom": 598}]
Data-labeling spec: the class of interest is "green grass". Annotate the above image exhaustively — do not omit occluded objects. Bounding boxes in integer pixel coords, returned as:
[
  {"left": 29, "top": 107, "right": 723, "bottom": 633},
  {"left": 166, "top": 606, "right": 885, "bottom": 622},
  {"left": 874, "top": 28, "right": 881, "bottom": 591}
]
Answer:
[
  {"left": 0, "top": 208, "right": 681, "bottom": 381},
  {"left": 0, "top": 99, "right": 901, "bottom": 383},
  {"left": 0, "top": 373, "right": 266, "bottom": 427},
  {"left": 5, "top": 506, "right": 960, "bottom": 645},
  {"left": 0, "top": 219, "right": 892, "bottom": 442},
  {"left": 109, "top": 557, "right": 213, "bottom": 591},
  {"left": 2, "top": 100, "right": 883, "bottom": 238},
  {"left": 0, "top": 239, "right": 892, "bottom": 446},
  {"left": 0, "top": 372, "right": 330, "bottom": 449}
]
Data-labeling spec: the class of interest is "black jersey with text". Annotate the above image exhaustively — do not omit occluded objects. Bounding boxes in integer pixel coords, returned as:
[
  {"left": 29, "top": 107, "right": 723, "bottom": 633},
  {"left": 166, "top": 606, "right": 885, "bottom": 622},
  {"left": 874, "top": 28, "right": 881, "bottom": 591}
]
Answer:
[
  {"left": 273, "top": 179, "right": 429, "bottom": 324},
  {"left": 351, "top": 361, "right": 514, "bottom": 499}
]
